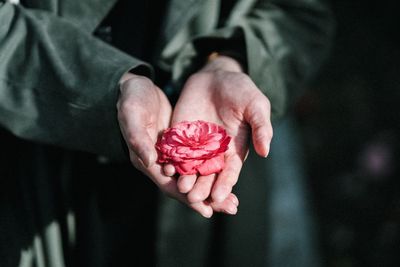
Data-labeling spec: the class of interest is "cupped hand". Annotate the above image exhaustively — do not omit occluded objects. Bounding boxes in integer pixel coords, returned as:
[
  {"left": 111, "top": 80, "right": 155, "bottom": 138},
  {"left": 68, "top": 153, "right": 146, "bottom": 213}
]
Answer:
[
  {"left": 165, "top": 56, "right": 273, "bottom": 208},
  {"left": 117, "top": 73, "right": 236, "bottom": 218}
]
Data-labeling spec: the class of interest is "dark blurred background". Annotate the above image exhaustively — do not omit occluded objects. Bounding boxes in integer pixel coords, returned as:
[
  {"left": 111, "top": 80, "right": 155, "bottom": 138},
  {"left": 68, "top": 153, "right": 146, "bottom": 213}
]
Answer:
[{"left": 295, "top": 1, "right": 400, "bottom": 266}]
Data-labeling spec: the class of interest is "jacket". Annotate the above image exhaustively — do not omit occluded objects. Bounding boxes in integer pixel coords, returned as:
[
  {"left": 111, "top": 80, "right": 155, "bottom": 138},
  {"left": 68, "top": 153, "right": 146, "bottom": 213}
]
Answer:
[{"left": 0, "top": 0, "right": 333, "bottom": 160}]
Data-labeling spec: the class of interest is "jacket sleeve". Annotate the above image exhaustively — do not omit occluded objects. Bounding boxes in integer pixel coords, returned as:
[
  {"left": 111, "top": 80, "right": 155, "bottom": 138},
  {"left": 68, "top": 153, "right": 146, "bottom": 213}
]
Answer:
[
  {"left": 0, "top": 1, "right": 152, "bottom": 160},
  {"left": 172, "top": 0, "right": 335, "bottom": 121}
]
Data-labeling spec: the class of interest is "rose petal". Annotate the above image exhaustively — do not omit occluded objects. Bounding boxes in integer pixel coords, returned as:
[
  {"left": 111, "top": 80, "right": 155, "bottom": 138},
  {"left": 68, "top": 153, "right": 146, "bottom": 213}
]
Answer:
[
  {"left": 175, "top": 159, "right": 204, "bottom": 175},
  {"left": 203, "top": 141, "right": 221, "bottom": 151},
  {"left": 197, "top": 154, "right": 225, "bottom": 176},
  {"left": 199, "top": 121, "right": 209, "bottom": 136},
  {"left": 208, "top": 132, "right": 223, "bottom": 142},
  {"left": 187, "top": 148, "right": 210, "bottom": 158},
  {"left": 170, "top": 134, "right": 186, "bottom": 144},
  {"left": 176, "top": 146, "right": 192, "bottom": 154},
  {"left": 218, "top": 136, "right": 231, "bottom": 152},
  {"left": 155, "top": 120, "right": 231, "bottom": 174}
]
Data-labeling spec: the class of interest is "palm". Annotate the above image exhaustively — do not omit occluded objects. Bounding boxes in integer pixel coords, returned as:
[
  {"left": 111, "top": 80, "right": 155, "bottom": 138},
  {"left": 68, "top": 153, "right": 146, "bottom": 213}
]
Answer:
[
  {"left": 118, "top": 76, "right": 239, "bottom": 218},
  {"left": 170, "top": 70, "right": 272, "bottom": 204},
  {"left": 173, "top": 73, "right": 250, "bottom": 164}
]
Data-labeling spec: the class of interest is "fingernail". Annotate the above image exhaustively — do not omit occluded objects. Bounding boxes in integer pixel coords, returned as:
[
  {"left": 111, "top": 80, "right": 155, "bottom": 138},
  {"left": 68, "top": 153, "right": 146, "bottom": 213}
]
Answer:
[
  {"left": 202, "top": 209, "right": 213, "bottom": 218},
  {"left": 164, "top": 164, "right": 175, "bottom": 176},
  {"left": 178, "top": 185, "right": 189, "bottom": 194},
  {"left": 188, "top": 193, "right": 204, "bottom": 203},
  {"left": 263, "top": 143, "right": 270, "bottom": 158},
  {"left": 139, "top": 155, "right": 149, "bottom": 167},
  {"left": 144, "top": 160, "right": 151, "bottom": 168},
  {"left": 225, "top": 205, "right": 237, "bottom": 215},
  {"left": 145, "top": 153, "right": 155, "bottom": 167},
  {"left": 231, "top": 195, "right": 239, "bottom": 206},
  {"left": 178, "top": 181, "right": 192, "bottom": 194}
]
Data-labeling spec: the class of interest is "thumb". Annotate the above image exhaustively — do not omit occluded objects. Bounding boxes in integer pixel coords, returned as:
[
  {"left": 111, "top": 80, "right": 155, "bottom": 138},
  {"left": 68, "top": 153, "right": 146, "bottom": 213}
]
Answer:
[
  {"left": 123, "top": 128, "right": 157, "bottom": 167},
  {"left": 244, "top": 97, "right": 273, "bottom": 157},
  {"left": 117, "top": 76, "right": 159, "bottom": 167}
]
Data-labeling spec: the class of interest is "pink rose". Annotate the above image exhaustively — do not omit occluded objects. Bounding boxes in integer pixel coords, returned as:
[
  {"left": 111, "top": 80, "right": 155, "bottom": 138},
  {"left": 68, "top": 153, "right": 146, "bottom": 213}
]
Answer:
[{"left": 156, "top": 120, "right": 231, "bottom": 175}]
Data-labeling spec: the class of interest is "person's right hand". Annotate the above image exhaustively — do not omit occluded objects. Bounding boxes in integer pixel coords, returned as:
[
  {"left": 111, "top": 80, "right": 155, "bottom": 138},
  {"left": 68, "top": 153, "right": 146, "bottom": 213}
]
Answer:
[
  {"left": 161, "top": 55, "right": 273, "bottom": 217},
  {"left": 117, "top": 73, "right": 237, "bottom": 218}
]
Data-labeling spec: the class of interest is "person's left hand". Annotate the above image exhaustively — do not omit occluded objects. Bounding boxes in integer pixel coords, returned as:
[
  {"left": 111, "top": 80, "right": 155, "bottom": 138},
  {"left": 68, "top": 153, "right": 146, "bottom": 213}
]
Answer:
[
  {"left": 118, "top": 73, "right": 237, "bottom": 218},
  {"left": 164, "top": 55, "right": 273, "bottom": 210}
]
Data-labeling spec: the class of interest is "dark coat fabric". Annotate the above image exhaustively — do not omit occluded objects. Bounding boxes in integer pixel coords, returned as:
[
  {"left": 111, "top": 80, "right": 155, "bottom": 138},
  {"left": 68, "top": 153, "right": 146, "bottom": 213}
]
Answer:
[{"left": 0, "top": 0, "right": 334, "bottom": 266}]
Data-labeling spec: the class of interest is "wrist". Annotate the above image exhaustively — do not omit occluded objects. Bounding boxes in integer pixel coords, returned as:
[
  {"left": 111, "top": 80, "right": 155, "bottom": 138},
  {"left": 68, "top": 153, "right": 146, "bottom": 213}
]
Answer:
[{"left": 201, "top": 52, "right": 243, "bottom": 73}]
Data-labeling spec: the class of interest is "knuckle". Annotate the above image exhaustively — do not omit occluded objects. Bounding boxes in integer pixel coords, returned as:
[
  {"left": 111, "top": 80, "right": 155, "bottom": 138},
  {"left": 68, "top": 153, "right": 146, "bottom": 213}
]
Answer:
[
  {"left": 185, "top": 72, "right": 212, "bottom": 88},
  {"left": 117, "top": 108, "right": 125, "bottom": 123},
  {"left": 254, "top": 129, "right": 268, "bottom": 143},
  {"left": 262, "top": 94, "right": 271, "bottom": 109},
  {"left": 238, "top": 72, "right": 252, "bottom": 84},
  {"left": 248, "top": 97, "right": 271, "bottom": 124},
  {"left": 127, "top": 134, "right": 140, "bottom": 151},
  {"left": 124, "top": 75, "right": 153, "bottom": 89},
  {"left": 237, "top": 73, "right": 253, "bottom": 87},
  {"left": 267, "top": 127, "right": 274, "bottom": 139},
  {"left": 187, "top": 193, "right": 200, "bottom": 204},
  {"left": 255, "top": 124, "right": 273, "bottom": 141},
  {"left": 254, "top": 94, "right": 271, "bottom": 111},
  {"left": 118, "top": 98, "right": 137, "bottom": 114}
]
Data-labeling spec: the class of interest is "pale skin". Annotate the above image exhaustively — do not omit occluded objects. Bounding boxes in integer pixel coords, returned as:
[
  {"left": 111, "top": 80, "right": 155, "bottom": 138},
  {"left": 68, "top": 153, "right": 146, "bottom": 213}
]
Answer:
[{"left": 117, "top": 55, "right": 273, "bottom": 218}]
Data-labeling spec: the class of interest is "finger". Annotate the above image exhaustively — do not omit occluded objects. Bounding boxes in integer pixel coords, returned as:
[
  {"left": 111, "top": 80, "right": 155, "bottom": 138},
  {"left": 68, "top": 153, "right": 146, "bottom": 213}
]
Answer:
[
  {"left": 162, "top": 178, "right": 214, "bottom": 218},
  {"left": 118, "top": 79, "right": 159, "bottom": 167},
  {"left": 244, "top": 96, "right": 273, "bottom": 157},
  {"left": 129, "top": 150, "right": 145, "bottom": 172},
  {"left": 189, "top": 201, "right": 214, "bottom": 218},
  {"left": 135, "top": 154, "right": 214, "bottom": 219},
  {"left": 187, "top": 174, "right": 216, "bottom": 203},
  {"left": 119, "top": 108, "right": 157, "bottom": 167},
  {"left": 124, "top": 128, "right": 157, "bottom": 167},
  {"left": 163, "top": 164, "right": 176, "bottom": 177},
  {"left": 130, "top": 152, "right": 172, "bottom": 190},
  {"left": 230, "top": 193, "right": 239, "bottom": 206},
  {"left": 209, "top": 193, "right": 239, "bottom": 215},
  {"left": 177, "top": 174, "right": 197, "bottom": 193},
  {"left": 211, "top": 154, "right": 243, "bottom": 203}
]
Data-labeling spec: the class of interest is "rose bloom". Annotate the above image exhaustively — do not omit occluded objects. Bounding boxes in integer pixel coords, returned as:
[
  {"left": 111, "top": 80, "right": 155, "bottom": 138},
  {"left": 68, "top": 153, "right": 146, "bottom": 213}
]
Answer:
[{"left": 156, "top": 120, "right": 231, "bottom": 175}]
